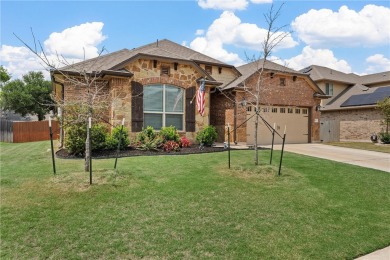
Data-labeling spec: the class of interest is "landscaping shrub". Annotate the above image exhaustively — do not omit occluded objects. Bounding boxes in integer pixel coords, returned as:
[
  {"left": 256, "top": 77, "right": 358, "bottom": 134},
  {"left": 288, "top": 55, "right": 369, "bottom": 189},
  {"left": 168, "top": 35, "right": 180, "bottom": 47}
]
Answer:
[
  {"left": 379, "top": 132, "right": 390, "bottom": 144},
  {"left": 163, "top": 140, "right": 180, "bottom": 152},
  {"left": 179, "top": 136, "right": 191, "bottom": 148},
  {"left": 136, "top": 135, "right": 164, "bottom": 151},
  {"left": 105, "top": 125, "right": 130, "bottom": 150},
  {"left": 159, "top": 126, "right": 180, "bottom": 142},
  {"left": 196, "top": 125, "right": 218, "bottom": 146},
  {"left": 65, "top": 123, "right": 108, "bottom": 155},
  {"left": 136, "top": 126, "right": 156, "bottom": 143}
]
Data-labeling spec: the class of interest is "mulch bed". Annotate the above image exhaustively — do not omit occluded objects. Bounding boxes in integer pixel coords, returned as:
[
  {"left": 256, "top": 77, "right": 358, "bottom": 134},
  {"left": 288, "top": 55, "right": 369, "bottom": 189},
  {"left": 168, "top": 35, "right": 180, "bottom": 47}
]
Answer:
[{"left": 56, "top": 145, "right": 227, "bottom": 159}]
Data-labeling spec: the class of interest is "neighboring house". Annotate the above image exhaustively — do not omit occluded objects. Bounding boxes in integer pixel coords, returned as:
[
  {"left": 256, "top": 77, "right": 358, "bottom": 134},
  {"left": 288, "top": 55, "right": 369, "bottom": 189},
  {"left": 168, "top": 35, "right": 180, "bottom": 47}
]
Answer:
[
  {"left": 302, "top": 65, "right": 390, "bottom": 142},
  {"left": 210, "top": 60, "right": 327, "bottom": 145},
  {"left": 52, "top": 39, "right": 240, "bottom": 141}
]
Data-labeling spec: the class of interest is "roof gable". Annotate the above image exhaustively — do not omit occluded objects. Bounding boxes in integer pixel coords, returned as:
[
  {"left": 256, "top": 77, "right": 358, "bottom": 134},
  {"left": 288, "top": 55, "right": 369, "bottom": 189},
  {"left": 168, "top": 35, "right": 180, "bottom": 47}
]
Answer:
[
  {"left": 58, "top": 39, "right": 230, "bottom": 74},
  {"left": 222, "top": 59, "right": 323, "bottom": 95}
]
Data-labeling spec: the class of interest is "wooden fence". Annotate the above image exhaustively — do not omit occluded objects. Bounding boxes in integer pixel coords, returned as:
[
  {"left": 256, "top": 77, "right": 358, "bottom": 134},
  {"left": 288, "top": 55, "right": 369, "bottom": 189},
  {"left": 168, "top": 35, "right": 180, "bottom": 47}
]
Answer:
[{"left": 0, "top": 119, "right": 60, "bottom": 143}]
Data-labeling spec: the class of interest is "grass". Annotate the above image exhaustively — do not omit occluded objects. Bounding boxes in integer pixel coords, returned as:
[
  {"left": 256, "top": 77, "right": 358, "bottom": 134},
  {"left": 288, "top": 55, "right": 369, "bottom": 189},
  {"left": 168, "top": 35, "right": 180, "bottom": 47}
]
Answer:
[
  {"left": 325, "top": 141, "right": 390, "bottom": 153},
  {"left": 1, "top": 141, "right": 389, "bottom": 259}
]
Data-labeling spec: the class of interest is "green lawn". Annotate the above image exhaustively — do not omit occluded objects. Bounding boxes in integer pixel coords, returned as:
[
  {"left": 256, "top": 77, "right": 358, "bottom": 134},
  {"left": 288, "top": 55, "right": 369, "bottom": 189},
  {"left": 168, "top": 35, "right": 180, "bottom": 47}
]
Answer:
[
  {"left": 325, "top": 142, "right": 390, "bottom": 153},
  {"left": 1, "top": 141, "right": 389, "bottom": 259}
]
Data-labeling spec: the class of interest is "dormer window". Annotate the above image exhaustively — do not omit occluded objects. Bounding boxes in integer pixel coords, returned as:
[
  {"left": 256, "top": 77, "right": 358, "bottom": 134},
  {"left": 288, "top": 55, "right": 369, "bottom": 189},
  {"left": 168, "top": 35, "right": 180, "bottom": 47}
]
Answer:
[
  {"left": 325, "top": 82, "right": 333, "bottom": 96},
  {"left": 205, "top": 65, "right": 212, "bottom": 74}
]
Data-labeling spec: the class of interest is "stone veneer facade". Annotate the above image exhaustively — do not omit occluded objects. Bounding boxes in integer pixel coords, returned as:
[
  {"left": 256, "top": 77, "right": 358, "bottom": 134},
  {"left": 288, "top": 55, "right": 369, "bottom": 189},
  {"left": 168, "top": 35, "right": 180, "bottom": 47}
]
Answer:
[
  {"left": 321, "top": 108, "right": 383, "bottom": 141},
  {"left": 210, "top": 72, "right": 322, "bottom": 143},
  {"left": 57, "top": 59, "right": 238, "bottom": 142}
]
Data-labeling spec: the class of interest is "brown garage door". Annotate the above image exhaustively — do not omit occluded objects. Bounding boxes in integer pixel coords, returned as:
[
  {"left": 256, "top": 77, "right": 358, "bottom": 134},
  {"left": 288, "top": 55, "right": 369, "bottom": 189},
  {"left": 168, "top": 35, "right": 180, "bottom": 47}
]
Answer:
[{"left": 246, "top": 106, "right": 309, "bottom": 145}]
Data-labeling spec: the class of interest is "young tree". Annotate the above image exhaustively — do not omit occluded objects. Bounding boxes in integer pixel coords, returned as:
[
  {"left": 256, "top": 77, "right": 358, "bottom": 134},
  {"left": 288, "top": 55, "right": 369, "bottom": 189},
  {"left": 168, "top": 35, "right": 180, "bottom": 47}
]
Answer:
[
  {"left": 14, "top": 32, "right": 114, "bottom": 172},
  {"left": 377, "top": 97, "right": 390, "bottom": 133},
  {"left": 245, "top": 3, "right": 291, "bottom": 165},
  {"left": 0, "top": 71, "right": 53, "bottom": 120}
]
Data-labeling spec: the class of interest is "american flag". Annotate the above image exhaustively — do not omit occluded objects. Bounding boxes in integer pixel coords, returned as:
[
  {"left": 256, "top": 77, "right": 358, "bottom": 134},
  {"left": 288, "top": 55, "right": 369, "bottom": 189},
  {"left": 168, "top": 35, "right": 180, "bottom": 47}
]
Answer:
[{"left": 196, "top": 79, "right": 206, "bottom": 116}]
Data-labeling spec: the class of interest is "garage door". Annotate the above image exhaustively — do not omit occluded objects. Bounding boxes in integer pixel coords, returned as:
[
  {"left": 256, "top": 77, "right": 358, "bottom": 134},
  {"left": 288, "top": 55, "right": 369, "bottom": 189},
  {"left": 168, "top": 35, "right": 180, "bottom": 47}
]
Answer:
[{"left": 246, "top": 106, "right": 309, "bottom": 145}]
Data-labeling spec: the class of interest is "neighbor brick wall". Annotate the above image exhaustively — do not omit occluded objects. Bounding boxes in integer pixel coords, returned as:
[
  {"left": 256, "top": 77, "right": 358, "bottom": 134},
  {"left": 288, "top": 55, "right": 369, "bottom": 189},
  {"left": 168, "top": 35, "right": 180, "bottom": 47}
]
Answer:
[{"left": 321, "top": 108, "right": 383, "bottom": 141}]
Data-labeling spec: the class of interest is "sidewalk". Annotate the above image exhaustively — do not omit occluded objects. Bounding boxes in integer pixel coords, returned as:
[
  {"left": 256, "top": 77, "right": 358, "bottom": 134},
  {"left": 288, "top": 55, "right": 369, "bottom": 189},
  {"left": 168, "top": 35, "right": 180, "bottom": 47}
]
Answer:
[{"left": 355, "top": 246, "right": 390, "bottom": 260}]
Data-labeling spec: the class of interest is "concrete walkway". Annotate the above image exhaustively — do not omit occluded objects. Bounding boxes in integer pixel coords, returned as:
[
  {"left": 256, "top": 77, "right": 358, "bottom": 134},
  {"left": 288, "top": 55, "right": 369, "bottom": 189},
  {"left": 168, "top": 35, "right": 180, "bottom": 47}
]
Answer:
[
  {"left": 270, "top": 143, "right": 390, "bottom": 173},
  {"left": 222, "top": 142, "right": 389, "bottom": 172},
  {"left": 355, "top": 246, "right": 390, "bottom": 260}
]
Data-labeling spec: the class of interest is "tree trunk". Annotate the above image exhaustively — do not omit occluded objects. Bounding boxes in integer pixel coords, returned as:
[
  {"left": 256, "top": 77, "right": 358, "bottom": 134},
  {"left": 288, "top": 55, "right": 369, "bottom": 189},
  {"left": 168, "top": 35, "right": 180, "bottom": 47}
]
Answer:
[{"left": 254, "top": 113, "right": 259, "bottom": 165}]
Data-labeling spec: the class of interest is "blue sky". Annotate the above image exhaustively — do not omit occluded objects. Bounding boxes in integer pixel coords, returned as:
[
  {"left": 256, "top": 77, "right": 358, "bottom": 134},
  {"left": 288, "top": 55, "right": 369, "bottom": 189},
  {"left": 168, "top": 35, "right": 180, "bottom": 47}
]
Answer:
[{"left": 1, "top": 0, "right": 389, "bottom": 79}]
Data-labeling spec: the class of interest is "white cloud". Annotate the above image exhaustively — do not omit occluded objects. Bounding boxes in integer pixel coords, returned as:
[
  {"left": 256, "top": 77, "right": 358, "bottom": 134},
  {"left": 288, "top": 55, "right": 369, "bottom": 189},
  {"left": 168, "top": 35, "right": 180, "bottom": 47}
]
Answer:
[
  {"left": 365, "top": 54, "right": 390, "bottom": 73},
  {"left": 292, "top": 5, "right": 390, "bottom": 47},
  {"left": 0, "top": 45, "right": 49, "bottom": 79},
  {"left": 197, "top": 0, "right": 248, "bottom": 10},
  {"left": 284, "top": 46, "right": 352, "bottom": 73},
  {"left": 190, "top": 36, "right": 244, "bottom": 65},
  {"left": 189, "top": 11, "right": 297, "bottom": 65},
  {"left": 197, "top": 0, "right": 271, "bottom": 11},
  {"left": 1, "top": 22, "right": 106, "bottom": 79},
  {"left": 44, "top": 22, "right": 106, "bottom": 59},
  {"left": 195, "top": 29, "right": 205, "bottom": 36}
]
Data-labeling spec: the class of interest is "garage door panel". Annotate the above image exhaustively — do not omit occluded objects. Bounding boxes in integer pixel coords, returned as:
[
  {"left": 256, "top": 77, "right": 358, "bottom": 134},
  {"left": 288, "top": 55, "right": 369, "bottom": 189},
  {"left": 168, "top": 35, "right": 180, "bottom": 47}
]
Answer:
[{"left": 247, "top": 106, "right": 308, "bottom": 145}]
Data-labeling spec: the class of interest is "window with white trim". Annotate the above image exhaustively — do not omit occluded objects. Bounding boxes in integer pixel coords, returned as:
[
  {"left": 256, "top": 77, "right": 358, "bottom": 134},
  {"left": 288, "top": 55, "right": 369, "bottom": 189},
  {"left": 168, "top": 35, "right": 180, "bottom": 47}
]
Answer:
[{"left": 143, "top": 84, "right": 184, "bottom": 130}]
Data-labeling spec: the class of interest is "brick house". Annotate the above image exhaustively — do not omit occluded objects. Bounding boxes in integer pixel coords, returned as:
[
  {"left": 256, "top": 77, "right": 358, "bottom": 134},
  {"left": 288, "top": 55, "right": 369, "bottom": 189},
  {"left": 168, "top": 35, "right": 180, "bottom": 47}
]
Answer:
[
  {"left": 52, "top": 39, "right": 240, "bottom": 141},
  {"left": 302, "top": 65, "right": 390, "bottom": 142},
  {"left": 210, "top": 60, "right": 327, "bottom": 145},
  {"left": 52, "top": 39, "right": 330, "bottom": 145}
]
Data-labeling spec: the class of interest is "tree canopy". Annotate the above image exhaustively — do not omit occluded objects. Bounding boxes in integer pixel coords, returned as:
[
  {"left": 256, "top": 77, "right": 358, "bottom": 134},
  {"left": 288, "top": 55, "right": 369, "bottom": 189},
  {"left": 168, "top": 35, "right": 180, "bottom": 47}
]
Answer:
[
  {"left": 0, "top": 71, "right": 53, "bottom": 120},
  {"left": 0, "top": 66, "right": 11, "bottom": 88}
]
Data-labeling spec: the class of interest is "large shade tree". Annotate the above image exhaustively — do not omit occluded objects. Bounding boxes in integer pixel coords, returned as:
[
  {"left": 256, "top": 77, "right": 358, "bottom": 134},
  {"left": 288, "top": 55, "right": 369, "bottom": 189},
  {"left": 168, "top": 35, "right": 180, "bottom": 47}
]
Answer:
[
  {"left": 0, "top": 71, "right": 53, "bottom": 120},
  {"left": 0, "top": 66, "right": 11, "bottom": 88}
]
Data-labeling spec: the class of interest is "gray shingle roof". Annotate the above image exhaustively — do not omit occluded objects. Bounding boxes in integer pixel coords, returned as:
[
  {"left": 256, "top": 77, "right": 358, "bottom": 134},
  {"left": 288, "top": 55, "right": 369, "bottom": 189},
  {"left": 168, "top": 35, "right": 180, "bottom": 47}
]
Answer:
[
  {"left": 360, "top": 71, "right": 390, "bottom": 85},
  {"left": 59, "top": 39, "right": 230, "bottom": 73},
  {"left": 300, "top": 65, "right": 359, "bottom": 84},
  {"left": 222, "top": 59, "right": 309, "bottom": 90},
  {"left": 301, "top": 65, "right": 390, "bottom": 86}
]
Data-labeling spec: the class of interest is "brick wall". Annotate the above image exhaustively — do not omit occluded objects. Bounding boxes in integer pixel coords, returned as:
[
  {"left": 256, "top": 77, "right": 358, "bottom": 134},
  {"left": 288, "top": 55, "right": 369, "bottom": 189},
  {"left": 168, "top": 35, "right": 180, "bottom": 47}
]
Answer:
[
  {"left": 321, "top": 108, "right": 383, "bottom": 141},
  {"left": 210, "top": 72, "right": 322, "bottom": 143}
]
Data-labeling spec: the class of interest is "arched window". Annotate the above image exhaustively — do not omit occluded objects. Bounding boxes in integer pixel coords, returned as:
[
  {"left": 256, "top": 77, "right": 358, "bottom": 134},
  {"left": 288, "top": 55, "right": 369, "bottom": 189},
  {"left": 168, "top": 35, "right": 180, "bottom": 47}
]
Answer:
[{"left": 143, "top": 84, "right": 184, "bottom": 130}]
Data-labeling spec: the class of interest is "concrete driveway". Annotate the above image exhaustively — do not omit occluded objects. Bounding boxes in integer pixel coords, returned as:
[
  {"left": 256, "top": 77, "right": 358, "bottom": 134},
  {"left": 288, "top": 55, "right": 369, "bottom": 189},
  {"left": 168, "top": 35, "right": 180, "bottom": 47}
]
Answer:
[{"left": 269, "top": 143, "right": 390, "bottom": 172}]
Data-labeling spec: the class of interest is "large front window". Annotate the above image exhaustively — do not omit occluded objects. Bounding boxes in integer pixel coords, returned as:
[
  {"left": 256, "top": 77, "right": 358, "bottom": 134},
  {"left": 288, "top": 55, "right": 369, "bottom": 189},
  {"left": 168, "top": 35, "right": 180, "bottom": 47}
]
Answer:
[{"left": 143, "top": 84, "right": 184, "bottom": 130}]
